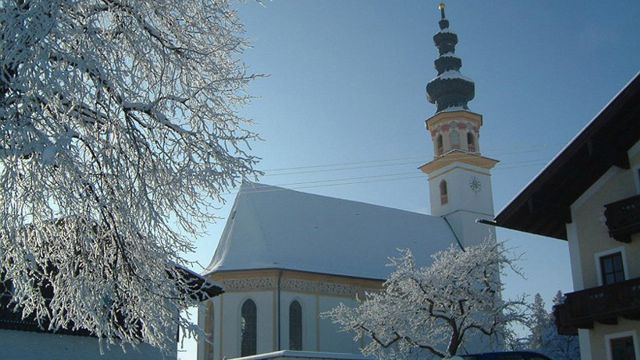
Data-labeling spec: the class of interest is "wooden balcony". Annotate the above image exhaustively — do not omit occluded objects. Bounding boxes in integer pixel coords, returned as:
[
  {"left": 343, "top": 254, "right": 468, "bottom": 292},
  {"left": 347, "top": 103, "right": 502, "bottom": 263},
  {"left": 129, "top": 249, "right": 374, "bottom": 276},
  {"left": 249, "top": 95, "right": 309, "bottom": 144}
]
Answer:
[
  {"left": 604, "top": 194, "right": 640, "bottom": 243},
  {"left": 554, "top": 277, "right": 640, "bottom": 335}
]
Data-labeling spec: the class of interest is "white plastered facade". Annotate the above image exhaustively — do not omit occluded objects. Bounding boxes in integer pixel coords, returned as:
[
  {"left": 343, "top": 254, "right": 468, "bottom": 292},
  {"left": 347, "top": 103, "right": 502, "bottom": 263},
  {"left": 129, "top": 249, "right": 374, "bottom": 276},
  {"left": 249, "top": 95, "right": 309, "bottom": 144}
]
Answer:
[
  {"left": 564, "top": 140, "right": 640, "bottom": 360},
  {"left": 0, "top": 329, "right": 174, "bottom": 360}
]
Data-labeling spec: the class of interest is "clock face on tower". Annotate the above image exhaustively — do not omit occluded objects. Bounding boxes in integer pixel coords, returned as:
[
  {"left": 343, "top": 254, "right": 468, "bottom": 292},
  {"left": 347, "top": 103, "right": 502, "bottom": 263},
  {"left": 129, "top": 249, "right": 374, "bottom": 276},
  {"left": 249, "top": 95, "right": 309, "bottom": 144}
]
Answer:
[{"left": 469, "top": 176, "right": 482, "bottom": 194}]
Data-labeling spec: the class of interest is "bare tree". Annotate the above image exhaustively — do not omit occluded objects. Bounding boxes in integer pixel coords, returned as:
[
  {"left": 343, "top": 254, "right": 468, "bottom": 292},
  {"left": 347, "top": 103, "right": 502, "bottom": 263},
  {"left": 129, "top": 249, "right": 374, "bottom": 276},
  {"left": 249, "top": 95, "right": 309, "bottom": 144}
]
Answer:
[
  {"left": 0, "top": 0, "right": 258, "bottom": 352},
  {"left": 324, "top": 241, "right": 528, "bottom": 359}
]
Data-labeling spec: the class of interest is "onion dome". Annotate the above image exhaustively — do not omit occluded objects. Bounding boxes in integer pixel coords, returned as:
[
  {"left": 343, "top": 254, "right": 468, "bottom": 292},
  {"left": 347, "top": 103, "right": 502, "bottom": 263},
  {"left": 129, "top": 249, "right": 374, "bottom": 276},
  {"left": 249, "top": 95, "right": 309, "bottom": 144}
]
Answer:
[{"left": 426, "top": 3, "right": 475, "bottom": 113}]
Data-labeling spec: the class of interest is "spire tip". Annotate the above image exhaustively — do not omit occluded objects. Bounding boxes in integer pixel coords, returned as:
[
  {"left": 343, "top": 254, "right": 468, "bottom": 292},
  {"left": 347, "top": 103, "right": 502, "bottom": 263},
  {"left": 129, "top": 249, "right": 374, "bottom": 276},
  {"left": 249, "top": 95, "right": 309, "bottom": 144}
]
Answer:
[{"left": 438, "top": 2, "right": 446, "bottom": 19}]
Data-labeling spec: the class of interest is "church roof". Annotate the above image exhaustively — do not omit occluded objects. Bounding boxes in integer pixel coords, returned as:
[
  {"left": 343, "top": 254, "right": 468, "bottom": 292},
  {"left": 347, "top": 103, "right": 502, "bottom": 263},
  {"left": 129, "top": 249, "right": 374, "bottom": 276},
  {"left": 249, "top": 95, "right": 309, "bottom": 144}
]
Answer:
[{"left": 205, "top": 182, "right": 459, "bottom": 280}]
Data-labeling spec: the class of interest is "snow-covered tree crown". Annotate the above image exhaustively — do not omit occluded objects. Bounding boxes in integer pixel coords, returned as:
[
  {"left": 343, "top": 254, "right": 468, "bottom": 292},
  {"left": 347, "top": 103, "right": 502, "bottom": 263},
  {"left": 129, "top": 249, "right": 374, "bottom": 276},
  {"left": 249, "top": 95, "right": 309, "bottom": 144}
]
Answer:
[
  {"left": 324, "top": 240, "right": 528, "bottom": 359},
  {"left": 520, "top": 292, "right": 580, "bottom": 360},
  {"left": 0, "top": 0, "right": 258, "bottom": 352}
]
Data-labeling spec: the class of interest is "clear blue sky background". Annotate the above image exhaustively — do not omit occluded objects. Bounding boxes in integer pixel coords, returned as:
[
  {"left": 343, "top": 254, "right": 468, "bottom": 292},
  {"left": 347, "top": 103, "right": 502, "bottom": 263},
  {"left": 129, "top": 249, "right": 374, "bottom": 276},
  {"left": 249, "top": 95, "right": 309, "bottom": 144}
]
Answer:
[{"left": 179, "top": 1, "right": 640, "bottom": 358}]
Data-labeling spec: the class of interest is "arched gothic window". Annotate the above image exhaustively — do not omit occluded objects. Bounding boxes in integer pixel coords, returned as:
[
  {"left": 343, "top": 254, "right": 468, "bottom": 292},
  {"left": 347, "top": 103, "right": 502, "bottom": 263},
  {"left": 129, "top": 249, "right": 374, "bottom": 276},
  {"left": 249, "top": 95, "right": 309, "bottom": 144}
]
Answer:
[
  {"left": 440, "top": 180, "right": 448, "bottom": 205},
  {"left": 467, "top": 132, "right": 476, "bottom": 152},
  {"left": 241, "top": 299, "right": 257, "bottom": 356},
  {"left": 449, "top": 130, "right": 460, "bottom": 150},
  {"left": 436, "top": 134, "right": 444, "bottom": 156},
  {"left": 289, "top": 301, "right": 302, "bottom": 350}
]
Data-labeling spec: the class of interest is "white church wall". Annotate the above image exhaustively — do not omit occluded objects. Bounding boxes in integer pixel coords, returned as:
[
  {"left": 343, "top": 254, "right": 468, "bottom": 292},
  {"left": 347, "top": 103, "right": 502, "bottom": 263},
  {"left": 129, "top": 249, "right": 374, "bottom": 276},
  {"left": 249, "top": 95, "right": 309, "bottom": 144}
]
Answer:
[
  {"left": 318, "top": 296, "right": 360, "bottom": 354},
  {"left": 218, "top": 291, "right": 276, "bottom": 360},
  {"left": 276, "top": 291, "right": 365, "bottom": 354},
  {"left": 444, "top": 210, "right": 496, "bottom": 248},
  {"left": 0, "top": 329, "right": 172, "bottom": 360},
  {"left": 280, "top": 292, "right": 318, "bottom": 351},
  {"left": 213, "top": 296, "right": 222, "bottom": 360},
  {"left": 198, "top": 270, "right": 385, "bottom": 360},
  {"left": 197, "top": 301, "right": 208, "bottom": 360}
]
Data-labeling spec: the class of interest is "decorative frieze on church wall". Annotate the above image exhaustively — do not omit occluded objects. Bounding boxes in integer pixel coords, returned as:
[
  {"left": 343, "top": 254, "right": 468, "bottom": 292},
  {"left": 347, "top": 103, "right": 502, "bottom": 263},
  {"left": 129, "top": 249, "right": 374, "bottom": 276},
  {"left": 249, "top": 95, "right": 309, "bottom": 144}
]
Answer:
[
  {"left": 218, "top": 277, "right": 277, "bottom": 292},
  {"left": 215, "top": 274, "right": 378, "bottom": 297},
  {"left": 281, "top": 278, "right": 368, "bottom": 297}
]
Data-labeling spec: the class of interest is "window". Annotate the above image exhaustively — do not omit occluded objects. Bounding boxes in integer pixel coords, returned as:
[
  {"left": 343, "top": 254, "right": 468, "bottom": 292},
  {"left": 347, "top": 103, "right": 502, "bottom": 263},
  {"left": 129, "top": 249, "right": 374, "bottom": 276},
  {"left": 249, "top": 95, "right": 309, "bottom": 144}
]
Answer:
[
  {"left": 289, "top": 300, "right": 302, "bottom": 350},
  {"left": 600, "top": 252, "right": 625, "bottom": 285},
  {"left": 440, "top": 180, "right": 448, "bottom": 205},
  {"left": 449, "top": 130, "right": 460, "bottom": 150},
  {"left": 241, "top": 299, "right": 257, "bottom": 356},
  {"left": 467, "top": 132, "right": 476, "bottom": 152},
  {"left": 610, "top": 336, "right": 637, "bottom": 360},
  {"left": 436, "top": 134, "right": 444, "bottom": 155}
]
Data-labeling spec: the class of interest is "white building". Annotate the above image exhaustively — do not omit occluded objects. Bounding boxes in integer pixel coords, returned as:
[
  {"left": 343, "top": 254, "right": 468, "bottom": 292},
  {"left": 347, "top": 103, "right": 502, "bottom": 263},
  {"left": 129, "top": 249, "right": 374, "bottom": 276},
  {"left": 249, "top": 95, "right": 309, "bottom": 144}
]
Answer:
[
  {"left": 198, "top": 5, "right": 502, "bottom": 360},
  {"left": 0, "top": 265, "right": 220, "bottom": 360},
  {"left": 493, "top": 73, "right": 640, "bottom": 360},
  {"left": 0, "top": 330, "right": 170, "bottom": 360}
]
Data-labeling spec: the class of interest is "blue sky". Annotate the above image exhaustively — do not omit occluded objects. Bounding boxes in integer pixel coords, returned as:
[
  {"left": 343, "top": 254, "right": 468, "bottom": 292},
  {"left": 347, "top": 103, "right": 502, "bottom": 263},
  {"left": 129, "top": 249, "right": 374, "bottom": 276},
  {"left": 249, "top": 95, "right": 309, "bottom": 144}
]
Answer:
[{"left": 180, "top": 1, "right": 640, "bottom": 357}]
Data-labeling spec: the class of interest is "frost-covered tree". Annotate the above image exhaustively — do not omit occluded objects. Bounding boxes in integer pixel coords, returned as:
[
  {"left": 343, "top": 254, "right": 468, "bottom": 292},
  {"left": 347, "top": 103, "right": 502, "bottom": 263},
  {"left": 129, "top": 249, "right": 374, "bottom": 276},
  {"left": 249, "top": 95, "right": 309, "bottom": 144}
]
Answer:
[
  {"left": 0, "top": 0, "right": 258, "bottom": 352},
  {"left": 526, "top": 292, "right": 580, "bottom": 360},
  {"left": 528, "top": 293, "right": 548, "bottom": 350},
  {"left": 325, "top": 240, "right": 528, "bottom": 359}
]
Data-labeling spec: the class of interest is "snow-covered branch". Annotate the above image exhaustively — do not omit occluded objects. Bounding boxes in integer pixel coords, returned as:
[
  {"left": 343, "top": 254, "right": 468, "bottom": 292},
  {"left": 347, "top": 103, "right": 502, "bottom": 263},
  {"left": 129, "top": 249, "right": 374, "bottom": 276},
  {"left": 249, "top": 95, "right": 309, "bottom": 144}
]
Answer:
[
  {"left": 0, "top": 0, "right": 258, "bottom": 353},
  {"left": 324, "top": 240, "right": 528, "bottom": 359}
]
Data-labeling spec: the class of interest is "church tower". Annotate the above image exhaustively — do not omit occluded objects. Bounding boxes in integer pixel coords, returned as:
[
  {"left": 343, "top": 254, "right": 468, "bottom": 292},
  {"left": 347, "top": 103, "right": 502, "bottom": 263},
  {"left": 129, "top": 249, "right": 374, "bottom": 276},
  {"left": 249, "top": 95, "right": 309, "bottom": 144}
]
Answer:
[{"left": 420, "top": 3, "right": 498, "bottom": 247}]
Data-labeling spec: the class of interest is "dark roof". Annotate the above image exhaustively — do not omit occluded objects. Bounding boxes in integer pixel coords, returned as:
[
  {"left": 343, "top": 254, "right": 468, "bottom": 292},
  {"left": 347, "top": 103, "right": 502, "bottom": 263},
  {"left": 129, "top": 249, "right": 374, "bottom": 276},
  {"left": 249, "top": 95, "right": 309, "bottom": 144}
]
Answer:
[
  {"left": 172, "top": 265, "right": 223, "bottom": 301},
  {"left": 0, "top": 293, "right": 94, "bottom": 336},
  {"left": 494, "top": 73, "right": 640, "bottom": 240}
]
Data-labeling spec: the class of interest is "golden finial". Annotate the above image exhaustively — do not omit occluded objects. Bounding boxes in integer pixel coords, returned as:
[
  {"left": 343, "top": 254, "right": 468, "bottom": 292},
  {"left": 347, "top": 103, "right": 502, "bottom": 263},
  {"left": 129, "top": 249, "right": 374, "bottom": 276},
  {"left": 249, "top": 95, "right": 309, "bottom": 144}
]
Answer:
[{"left": 438, "top": 2, "right": 446, "bottom": 19}]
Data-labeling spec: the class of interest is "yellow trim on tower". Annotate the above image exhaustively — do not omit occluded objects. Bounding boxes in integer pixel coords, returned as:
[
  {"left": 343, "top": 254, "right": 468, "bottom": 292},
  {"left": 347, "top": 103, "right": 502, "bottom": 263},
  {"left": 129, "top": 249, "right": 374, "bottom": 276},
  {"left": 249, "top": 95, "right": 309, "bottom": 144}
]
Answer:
[{"left": 420, "top": 150, "right": 498, "bottom": 174}]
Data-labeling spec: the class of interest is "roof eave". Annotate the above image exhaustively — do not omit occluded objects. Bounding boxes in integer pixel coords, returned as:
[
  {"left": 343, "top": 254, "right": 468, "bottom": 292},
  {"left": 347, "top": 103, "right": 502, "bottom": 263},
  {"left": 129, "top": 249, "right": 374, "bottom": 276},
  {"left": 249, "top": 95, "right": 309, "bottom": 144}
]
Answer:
[{"left": 494, "top": 73, "right": 640, "bottom": 240}]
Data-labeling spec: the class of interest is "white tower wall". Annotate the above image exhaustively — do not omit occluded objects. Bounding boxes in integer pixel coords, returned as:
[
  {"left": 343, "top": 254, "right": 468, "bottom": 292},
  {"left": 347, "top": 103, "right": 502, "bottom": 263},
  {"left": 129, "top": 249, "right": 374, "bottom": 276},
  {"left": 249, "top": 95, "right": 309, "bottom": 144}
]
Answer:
[{"left": 427, "top": 161, "right": 496, "bottom": 247}]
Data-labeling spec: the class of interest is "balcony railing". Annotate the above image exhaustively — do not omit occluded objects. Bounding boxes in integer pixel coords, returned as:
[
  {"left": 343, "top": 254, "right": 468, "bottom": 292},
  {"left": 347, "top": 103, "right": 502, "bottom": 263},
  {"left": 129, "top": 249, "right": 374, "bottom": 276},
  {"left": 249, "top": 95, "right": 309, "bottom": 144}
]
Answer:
[
  {"left": 554, "top": 277, "right": 640, "bottom": 335},
  {"left": 604, "top": 194, "right": 640, "bottom": 242}
]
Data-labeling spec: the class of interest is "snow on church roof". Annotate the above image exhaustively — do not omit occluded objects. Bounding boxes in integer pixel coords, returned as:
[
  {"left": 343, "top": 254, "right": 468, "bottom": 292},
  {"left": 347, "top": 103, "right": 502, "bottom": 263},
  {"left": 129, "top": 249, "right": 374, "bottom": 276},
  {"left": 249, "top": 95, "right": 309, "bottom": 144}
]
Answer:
[{"left": 205, "top": 182, "right": 458, "bottom": 280}]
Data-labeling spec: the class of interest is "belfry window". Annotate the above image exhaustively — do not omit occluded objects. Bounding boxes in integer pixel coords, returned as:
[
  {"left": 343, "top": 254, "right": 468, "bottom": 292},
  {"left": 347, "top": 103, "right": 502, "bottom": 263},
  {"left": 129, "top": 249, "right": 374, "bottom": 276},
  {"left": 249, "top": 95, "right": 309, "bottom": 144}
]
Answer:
[
  {"left": 436, "top": 134, "right": 444, "bottom": 155},
  {"left": 289, "top": 300, "right": 302, "bottom": 350},
  {"left": 467, "top": 132, "right": 476, "bottom": 152},
  {"left": 241, "top": 299, "right": 257, "bottom": 356},
  {"left": 449, "top": 130, "right": 460, "bottom": 150},
  {"left": 440, "top": 180, "right": 448, "bottom": 205}
]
